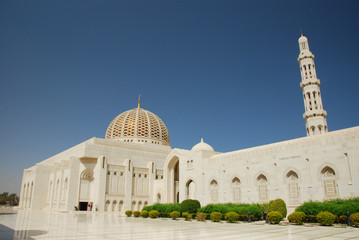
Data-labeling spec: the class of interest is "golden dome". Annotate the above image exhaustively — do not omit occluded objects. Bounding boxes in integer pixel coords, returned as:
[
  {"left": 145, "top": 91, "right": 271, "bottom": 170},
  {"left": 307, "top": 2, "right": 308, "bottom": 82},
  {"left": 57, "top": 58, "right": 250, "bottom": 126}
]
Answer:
[{"left": 105, "top": 106, "right": 170, "bottom": 146}]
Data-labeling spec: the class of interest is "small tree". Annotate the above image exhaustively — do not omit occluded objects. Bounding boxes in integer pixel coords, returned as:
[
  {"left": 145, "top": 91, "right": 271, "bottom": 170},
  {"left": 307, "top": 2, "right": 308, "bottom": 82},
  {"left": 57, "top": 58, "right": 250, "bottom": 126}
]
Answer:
[
  {"left": 268, "top": 199, "right": 287, "bottom": 218},
  {"left": 180, "top": 199, "right": 201, "bottom": 213}
]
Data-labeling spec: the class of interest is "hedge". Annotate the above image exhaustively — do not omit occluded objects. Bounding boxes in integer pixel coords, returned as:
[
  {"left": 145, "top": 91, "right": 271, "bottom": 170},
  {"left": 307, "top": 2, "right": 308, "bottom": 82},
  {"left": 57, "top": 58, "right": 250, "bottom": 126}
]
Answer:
[
  {"left": 198, "top": 203, "right": 262, "bottom": 221},
  {"left": 142, "top": 203, "right": 181, "bottom": 214},
  {"left": 295, "top": 198, "right": 359, "bottom": 217}
]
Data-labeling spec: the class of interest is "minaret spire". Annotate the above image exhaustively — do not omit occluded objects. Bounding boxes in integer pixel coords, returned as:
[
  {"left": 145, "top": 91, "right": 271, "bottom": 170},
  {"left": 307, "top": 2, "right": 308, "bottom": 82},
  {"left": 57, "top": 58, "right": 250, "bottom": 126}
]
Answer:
[
  {"left": 138, "top": 95, "right": 141, "bottom": 108},
  {"left": 297, "top": 34, "right": 328, "bottom": 136}
]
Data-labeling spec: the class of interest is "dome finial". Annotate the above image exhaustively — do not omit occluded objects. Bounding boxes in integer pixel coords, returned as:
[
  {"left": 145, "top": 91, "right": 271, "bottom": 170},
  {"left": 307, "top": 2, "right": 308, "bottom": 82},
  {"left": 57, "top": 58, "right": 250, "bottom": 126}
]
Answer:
[
  {"left": 300, "top": 28, "right": 303, "bottom": 37},
  {"left": 138, "top": 94, "right": 141, "bottom": 108}
]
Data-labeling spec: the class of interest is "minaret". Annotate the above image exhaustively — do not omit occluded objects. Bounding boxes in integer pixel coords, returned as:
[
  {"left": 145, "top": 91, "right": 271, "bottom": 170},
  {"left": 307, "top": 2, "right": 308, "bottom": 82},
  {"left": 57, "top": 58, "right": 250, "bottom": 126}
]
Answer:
[{"left": 298, "top": 33, "right": 328, "bottom": 136}]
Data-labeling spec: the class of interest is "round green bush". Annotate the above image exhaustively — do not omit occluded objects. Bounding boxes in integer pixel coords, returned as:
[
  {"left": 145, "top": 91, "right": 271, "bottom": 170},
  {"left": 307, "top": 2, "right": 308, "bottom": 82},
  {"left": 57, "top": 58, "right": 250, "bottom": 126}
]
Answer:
[
  {"left": 125, "top": 210, "right": 132, "bottom": 217},
  {"left": 196, "top": 212, "right": 207, "bottom": 221},
  {"left": 267, "top": 211, "right": 283, "bottom": 224},
  {"left": 225, "top": 212, "right": 239, "bottom": 223},
  {"left": 182, "top": 212, "right": 189, "bottom": 218},
  {"left": 288, "top": 212, "right": 306, "bottom": 225},
  {"left": 149, "top": 210, "right": 160, "bottom": 218},
  {"left": 268, "top": 199, "right": 287, "bottom": 218},
  {"left": 140, "top": 210, "right": 149, "bottom": 218},
  {"left": 133, "top": 211, "right": 140, "bottom": 217},
  {"left": 170, "top": 211, "right": 181, "bottom": 220},
  {"left": 210, "top": 212, "right": 222, "bottom": 222},
  {"left": 317, "top": 211, "right": 336, "bottom": 226},
  {"left": 350, "top": 213, "right": 359, "bottom": 227},
  {"left": 180, "top": 199, "right": 201, "bottom": 213}
]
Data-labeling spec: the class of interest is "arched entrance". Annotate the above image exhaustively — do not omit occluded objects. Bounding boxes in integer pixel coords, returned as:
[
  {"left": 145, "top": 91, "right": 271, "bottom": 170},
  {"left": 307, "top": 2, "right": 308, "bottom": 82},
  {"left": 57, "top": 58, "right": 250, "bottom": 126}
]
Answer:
[
  {"left": 186, "top": 180, "right": 196, "bottom": 200},
  {"left": 166, "top": 156, "right": 179, "bottom": 203},
  {"left": 79, "top": 168, "right": 94, "bottom": 211}
]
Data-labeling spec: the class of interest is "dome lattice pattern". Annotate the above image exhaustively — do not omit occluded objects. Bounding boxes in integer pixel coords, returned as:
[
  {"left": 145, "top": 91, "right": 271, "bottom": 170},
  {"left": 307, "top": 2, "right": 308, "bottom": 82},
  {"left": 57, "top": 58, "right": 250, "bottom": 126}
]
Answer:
[{"left": 105, "top": 107, "right": 170, "bottom": 146}]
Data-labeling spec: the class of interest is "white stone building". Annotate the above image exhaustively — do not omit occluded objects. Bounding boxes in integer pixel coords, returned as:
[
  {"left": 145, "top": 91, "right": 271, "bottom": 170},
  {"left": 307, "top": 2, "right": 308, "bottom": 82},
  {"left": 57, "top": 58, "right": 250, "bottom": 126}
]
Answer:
[{"left": 19, "top": 34, "right": 359, "bottom": 213}]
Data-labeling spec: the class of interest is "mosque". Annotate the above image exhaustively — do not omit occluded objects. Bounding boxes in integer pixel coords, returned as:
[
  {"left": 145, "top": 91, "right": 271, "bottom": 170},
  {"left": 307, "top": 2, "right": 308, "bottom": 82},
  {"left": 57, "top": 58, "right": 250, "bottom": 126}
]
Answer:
[{"left": 19, "top": 34, "right": 359, "bottom": 213}]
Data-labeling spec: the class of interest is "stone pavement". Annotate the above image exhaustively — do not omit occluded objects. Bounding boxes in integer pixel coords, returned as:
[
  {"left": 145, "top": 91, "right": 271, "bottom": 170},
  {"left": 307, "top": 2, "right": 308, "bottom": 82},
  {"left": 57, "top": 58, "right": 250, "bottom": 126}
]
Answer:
[{"left": 0, "top": 210, "right": 359, "bottom": 239}]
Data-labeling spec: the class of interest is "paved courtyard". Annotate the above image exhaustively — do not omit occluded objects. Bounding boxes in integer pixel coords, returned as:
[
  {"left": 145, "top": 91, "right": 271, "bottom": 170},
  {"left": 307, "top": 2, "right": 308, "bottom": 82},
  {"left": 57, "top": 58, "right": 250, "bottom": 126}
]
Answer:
[{"left": 0, "top": 210, "right": 359, "bottom": 240}]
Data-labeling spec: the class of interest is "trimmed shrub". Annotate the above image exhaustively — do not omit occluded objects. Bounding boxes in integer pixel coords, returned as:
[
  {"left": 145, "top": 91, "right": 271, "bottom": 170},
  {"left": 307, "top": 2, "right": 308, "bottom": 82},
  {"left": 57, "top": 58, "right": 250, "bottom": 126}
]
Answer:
[
  {"left": 288, "top": 212, "right": 306, "bottom": 225},
  {"left": 182, "top": 212, "right": 189, "bottom": 218},
  {"left": 149, "top": 210, "right": 160, "bottom": 218},
  {"left": 133, "top": 211, "right": 140, "bottom": 217},
  {"left": 317, "top": 211, "right": 336, "bottom": 226},
  {"left": 268, "top": 199, "right": 287, "bottom": 218},
  {"left": 185, "top": 213, "right": 192, "bottom": 221},
  {"left": 180, "top": 199, "right": 201, "bottom": 213},
  {"left": 196, "top": 212, "right": 207, "bottom": 221},
  {"left": 210, "top": 212, "right": 222, "bottom": 222},
  {"left": 170, "top": 211, "right": 181, "bottom": 220},
  {"left": 125, "top": 210, "right": 132, "bottom": 217},
  {"left": 140, "top": 210, "right": 149, "bottom": 218},
  {"left": 225, "top": 212, "right": 239, "bottom": 223},
  {"left": 350, "top": 213, "right": 359, "bottom": 227},
  {"left": 267, "top": 211, "right": 283, "bottom": 224}
]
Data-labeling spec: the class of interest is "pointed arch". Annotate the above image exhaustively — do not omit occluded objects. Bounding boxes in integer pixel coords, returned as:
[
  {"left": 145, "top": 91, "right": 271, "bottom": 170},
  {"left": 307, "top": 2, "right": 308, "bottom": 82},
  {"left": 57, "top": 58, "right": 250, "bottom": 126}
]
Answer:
[
  {"left": 209, "top": 179, "right": 219, "bottom": 203},
  {"left": 321, "top": 166, "right": 338, "bottom": 200},
  {"left": 231, "top": 177, "right": 241, "bottom": 203},
  {"left": 257, "top": 174, "right": 268, "bottom": 203},
  {"left": 79, "top": 168, "right": 94, "bottom": 202},
  {"left": 185, "top": 179, "right": 196, "bottom": 200},
  {"left": 286, "top": 171, "right": 300, "bottom": 205}
]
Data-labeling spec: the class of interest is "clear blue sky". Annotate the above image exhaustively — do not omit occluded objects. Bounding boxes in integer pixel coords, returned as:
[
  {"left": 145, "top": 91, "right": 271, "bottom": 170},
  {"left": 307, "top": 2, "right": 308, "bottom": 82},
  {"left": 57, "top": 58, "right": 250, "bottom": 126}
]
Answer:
[{"left": 0, "top": 1, "right": 358, "bottom": 194}]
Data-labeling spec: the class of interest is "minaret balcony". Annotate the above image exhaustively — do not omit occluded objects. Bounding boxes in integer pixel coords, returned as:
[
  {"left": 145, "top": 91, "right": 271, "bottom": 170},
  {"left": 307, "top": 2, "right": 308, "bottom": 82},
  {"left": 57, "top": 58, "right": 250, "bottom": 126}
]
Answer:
[
  {"left": 300, "top": 79, "right": 320, "bottom": 88},
  {"left": 303, "top": 109, "right": 327, "bottom": 119}
]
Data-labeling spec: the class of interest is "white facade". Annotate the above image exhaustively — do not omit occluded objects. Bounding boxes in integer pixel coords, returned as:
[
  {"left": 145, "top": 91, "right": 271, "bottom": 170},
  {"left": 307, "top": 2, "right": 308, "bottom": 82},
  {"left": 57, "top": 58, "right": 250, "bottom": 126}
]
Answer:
[{"left": 19, "top": 35, "right": 359, "bottom": 213}]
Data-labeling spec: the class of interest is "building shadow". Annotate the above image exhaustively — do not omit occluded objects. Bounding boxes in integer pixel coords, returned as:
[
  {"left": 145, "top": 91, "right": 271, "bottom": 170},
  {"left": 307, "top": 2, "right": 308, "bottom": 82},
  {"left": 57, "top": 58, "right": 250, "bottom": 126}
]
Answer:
[{"left": 0, "top": 224, "right": 47, "bottom": 240}]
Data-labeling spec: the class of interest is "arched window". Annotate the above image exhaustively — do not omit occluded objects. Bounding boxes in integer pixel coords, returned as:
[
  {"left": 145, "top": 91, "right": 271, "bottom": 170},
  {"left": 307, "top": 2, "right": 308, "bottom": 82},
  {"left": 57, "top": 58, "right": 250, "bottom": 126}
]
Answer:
[
  {"left": 105, "top": 200, "right": 110, "bottom": 211},
  {"left": 156, "top": 193, "right": 161, "bottom": 203},
  {"left": 210, "top": 180, "right": 218, "bottom": 203},
  {"left": 311, "top": 126, "right": 315, "bottom": 135},
  {"left": 287, "top": 171, "right": 300, "bottom": 205},
  {"left": 232, "top": 178, "right": 241, "bottom": 202},
  {"left": 112, "top": 200, "right": 117, "bottom": 212},
  {"left": 119, "top": 200, "right": 124, "bottom": 212},
  {"left": 48, "top": 181, "right": 52, "bottom": 201},
  {"left": 131, "top": 201, "right": 136, "bottom": 211},
  {"left": 321, "top": 167, "right": 338, "bottom": 200},
  {"left": 318, "top": 125, "right": 323, "bottom": 134},
  {"left": 257, "top": 175, "right": 268, "bottom": 203},
  {"left": 62, "top": 178, "right": 68, "bottom": 200}
]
